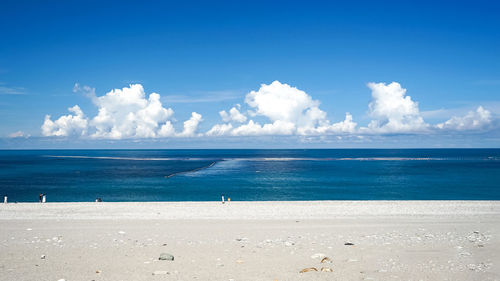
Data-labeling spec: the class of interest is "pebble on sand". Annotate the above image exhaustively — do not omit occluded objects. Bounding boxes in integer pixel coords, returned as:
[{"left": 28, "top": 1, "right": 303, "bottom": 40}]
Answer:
[
  {"left": 321, "top": 267, "right": 333, "bottom": 272},
  {"left": 152, "top": 270, "right": 168, "bottom": 275},
  {"left": 344, "top": 242, "right": 355, "bottom": 246},
  {"left": 159, "top": 253, "right": 174, "bottom": 261}
]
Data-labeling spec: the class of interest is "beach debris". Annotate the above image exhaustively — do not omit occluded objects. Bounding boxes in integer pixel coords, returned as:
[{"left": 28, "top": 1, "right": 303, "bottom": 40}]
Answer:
[
  {"left": 467, "top": 262, "right": 491, "bottom": 272},
  {"left": 344, "top": 242, "right": 355, "bottom": 246},
  {"left": 96, "top": 270, "right": 101, "bottom": 273},
  {"left": 152, "top": 270, "right": 168, "bottom": 275},
  {"left": 321, "top": 267, "right": 333, "bottom": 272},
  {"left": 467, "top": 231, "right": 489, "bottom": 244},
  {"left": 311, "top": 253, "right": 326, "bottom": 259},
  {"left": 300, "top": 267, "right": 318, "bottom": 273},
  {"left": 236, "top": 259, "right": 244, "bottom": 264},
  {"left": 162, "top": 243, "right": 167, "bottom": 246},
  {"left": 57, "top": 279, "right": 66, "bottom": 281},
  {"left": 159, "top": 253, "right": 174, "bottom": 261},
  {"left": 118, "top": 231, "right": 126, "bottom": 235},
  {"left": 320, "top": 257, "right": 332, "bottom": 263},
  {"left": 284, "top": 241, "right": 295, "bottom": 246},
  {"left": 40, "top": 254, "right": 46, "bottom": 259},
  {"left": 26, "top": 228, "right": 32, "bottom": 231}
]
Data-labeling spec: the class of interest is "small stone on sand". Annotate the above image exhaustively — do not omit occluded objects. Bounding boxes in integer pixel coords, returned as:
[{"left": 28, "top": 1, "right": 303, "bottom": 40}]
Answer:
[{"left": 159, "top": 253, "right": 174, "bottom": 261}]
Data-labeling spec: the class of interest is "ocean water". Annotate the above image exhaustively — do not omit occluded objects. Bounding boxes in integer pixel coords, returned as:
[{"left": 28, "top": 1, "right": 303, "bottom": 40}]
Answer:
[{"left": 0, "top": 149, "right": 499, "bottom": 202}]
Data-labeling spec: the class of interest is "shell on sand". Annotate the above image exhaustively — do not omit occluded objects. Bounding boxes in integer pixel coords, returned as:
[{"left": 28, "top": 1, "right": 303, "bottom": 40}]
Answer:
[
  {"left": 310, "top": 253, "right": 326, "bottom": 259},
  {"left": 321, "top": 257, "right": 332, "bottom": 263},
  {"left": 299, "top": 267, "right": 318, "bottom": 273},
  {"left": 321, "top": 267, "right": 333, "bottom": 272}
]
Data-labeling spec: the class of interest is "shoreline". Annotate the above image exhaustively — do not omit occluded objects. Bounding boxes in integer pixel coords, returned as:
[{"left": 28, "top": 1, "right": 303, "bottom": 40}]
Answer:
[{"left": 1, "top": 201, "right": 499, "bottom": 220}]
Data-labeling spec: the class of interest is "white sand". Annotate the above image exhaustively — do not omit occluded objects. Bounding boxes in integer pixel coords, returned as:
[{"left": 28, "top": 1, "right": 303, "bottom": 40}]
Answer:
[{"left": 1, "top": 201, "right": 499, "bottom": 280}]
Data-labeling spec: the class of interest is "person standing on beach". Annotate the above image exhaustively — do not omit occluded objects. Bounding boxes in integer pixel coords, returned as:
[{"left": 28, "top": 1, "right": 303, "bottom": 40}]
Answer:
[
  {"left": 221, "top": 195, "right": 225, "bottom": 204},
  {"left": 39, "top": 193, "right": 42, "bottom": 203}
]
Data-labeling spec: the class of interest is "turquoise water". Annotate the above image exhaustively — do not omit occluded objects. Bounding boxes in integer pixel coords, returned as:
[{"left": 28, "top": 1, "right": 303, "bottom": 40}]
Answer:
[{"left": 0, "top": 149, "right": 499, "bottom": 202}]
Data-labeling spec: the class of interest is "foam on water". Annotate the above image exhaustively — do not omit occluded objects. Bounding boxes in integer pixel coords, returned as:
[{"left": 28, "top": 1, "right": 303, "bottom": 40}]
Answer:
[{"left": 46, "top": 155, "right": 496, "bottom": 161}]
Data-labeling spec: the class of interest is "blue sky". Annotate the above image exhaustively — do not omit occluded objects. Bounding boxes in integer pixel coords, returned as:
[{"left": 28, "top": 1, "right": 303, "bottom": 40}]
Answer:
[{"left": 0, "top": 0, "right": 499, "bottom": 148}]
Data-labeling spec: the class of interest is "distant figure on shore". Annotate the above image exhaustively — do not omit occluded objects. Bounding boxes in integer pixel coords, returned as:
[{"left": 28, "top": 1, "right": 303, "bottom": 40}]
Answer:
[
  {"left": 221, "top": 195, "right": 225, "bottom": 204},
  {"left": 3, "top": 195, "right": 7, "bottom": 204},
  {"left": 227, "top": 197, "right": 231, "bottom": 203},
  {"left": 39, "top": 193, "right": 43, "bottom": 203},
  {"left": 96, "top": 197, "right": 102, "bottom": 202},
  {"left": 42, "top": 194, "right": 46, "bottom": 203}
]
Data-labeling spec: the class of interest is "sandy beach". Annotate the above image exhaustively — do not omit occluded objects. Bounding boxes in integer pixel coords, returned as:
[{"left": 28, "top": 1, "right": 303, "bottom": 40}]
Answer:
[{"left": 1, "top": 201, "right": 499, "bottom": 281}]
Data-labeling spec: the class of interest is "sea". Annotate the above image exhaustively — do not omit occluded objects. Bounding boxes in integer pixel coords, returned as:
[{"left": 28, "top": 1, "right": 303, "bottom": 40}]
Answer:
[{"left": 0, "top": 149, "right": 499, "bottom": 202}]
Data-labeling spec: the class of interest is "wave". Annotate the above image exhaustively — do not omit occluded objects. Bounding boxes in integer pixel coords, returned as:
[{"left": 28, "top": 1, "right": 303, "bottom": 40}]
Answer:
[
  {"left": 45, "top": 155, "right": 214, "bottom": 161},
  {"left": 165, "top": 161, "right": 218, "bottom": 178},
  {"left": 46, "top": 155, "right": 498, "bottom": 162}
]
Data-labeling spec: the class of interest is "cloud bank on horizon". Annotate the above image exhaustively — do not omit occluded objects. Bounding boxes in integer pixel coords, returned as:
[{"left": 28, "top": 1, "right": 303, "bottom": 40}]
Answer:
[{"left": 40, "top": 81, "right": 495, "bottom": 140}]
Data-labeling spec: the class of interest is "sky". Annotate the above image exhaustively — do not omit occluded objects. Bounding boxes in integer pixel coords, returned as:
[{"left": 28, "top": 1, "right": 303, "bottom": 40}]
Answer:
[{"left": 0, "top": 0, "right": 499, "bottom": 148}]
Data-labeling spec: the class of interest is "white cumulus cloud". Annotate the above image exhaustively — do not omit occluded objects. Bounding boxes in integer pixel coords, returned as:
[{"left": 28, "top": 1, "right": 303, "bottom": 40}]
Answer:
[
  {"left": 219, "top": 104, "right": 247, "bottom": 123},
  {"left": 42, "top": 84, "right": 202, "bottom": 139},
  {"left": 90, "top": 84, "right": 174, "bottom": 139},
  {"left": 245, "top": 81, "right": 326, "bottom": 128},
  {"left": 206, "top": 123, "right": 233, "bottom": 136},
  {"left": 42, "top": 105, "right": 88, "bottom": 137},
  {"left": 40, "top": 81, "right": 497, "bottom": 140},
  {"left": 363, "top": 82, "right": 428, "bottom": 133},
  {"left": 207, "top": 81, "right": 356, "bottom": 136},
  {"left": 436, "top": 106, "right": 492, "bottom": 131},
  {"left": 176, "top": 112, "right": 203, "bottom": 137},
  {"left": 297, "top": 113, "right": 357, "bottom": 135}
]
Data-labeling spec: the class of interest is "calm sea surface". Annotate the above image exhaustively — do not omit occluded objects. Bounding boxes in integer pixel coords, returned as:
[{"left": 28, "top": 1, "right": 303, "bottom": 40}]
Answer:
[{"left": 0, "top": 149, "right": 499, "bottom": 202}]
